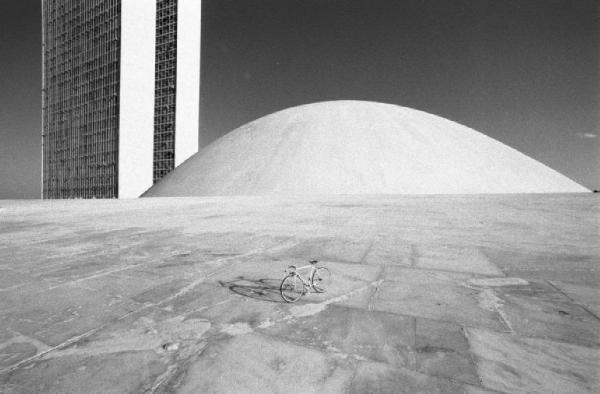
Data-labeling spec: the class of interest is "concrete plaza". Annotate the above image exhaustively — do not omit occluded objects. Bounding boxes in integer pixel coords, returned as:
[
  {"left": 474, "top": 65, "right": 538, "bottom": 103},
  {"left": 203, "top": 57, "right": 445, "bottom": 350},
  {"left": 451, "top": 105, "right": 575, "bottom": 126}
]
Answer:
[{"left": 0, "top": 194, "right": 598, "bottom": 392}]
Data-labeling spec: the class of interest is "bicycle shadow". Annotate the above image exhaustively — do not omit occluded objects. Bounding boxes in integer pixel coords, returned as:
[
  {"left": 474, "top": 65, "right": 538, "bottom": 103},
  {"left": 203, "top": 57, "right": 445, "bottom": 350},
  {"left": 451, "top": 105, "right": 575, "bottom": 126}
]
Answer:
[{"left": 218, "top": 276, "right": 285, "bottom": 303}]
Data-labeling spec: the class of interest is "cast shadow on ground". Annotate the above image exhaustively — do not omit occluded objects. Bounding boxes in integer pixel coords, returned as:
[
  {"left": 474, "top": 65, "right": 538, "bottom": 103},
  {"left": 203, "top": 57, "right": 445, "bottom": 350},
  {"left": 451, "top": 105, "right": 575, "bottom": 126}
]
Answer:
[{"left": 218, "top": 276, "right": 285, "bottom": 303}]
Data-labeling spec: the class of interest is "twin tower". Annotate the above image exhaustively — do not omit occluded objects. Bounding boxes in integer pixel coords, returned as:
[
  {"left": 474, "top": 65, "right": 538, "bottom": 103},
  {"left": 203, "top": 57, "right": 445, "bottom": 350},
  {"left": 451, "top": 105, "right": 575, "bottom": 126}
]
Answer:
[{"left": 41, "top": 0, "right": 201, "bottom": 198}]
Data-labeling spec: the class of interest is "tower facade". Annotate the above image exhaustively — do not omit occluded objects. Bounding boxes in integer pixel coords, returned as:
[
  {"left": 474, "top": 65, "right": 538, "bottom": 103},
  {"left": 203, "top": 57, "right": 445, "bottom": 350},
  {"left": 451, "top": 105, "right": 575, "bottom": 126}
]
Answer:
[{"left": 41, "top": 0, "right": 200, "bottom": 199}]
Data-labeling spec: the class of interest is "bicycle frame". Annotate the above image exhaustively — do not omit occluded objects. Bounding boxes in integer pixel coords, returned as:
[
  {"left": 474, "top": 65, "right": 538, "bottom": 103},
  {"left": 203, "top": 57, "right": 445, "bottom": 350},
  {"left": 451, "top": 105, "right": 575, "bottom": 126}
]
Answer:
[{"left": 285, "top": 263, "right": 317, "bottom": 288}]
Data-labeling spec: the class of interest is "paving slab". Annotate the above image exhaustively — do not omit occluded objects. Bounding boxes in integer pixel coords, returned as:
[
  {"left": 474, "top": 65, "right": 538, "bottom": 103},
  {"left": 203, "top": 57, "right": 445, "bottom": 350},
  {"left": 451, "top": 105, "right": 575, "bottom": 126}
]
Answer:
[
  {"left": 549, "top": 280, "right": 600, "bottom": 319},
  {"left": 2, "top": 284, "right": 143, "bottom": 347},
  {"left": 0, "top": 270, "right": 32, "bottom": 291},
  {"left": 213, "top": 257, "right": 383, "bottom": 307},
  {"left": 415, "top": 245, "right": 504, "bottom": 276},
  {"left": 492, "top": 281, "right": 600, "bottom": 347},
  {"left": 268, "top": 236, "right": 372, "bottom": 264},
  {"left": 483, "top": 248, "right": 600, "bottom": 287},
  {"left": 348, "top": 361, "right": 489, "bottom": 394},
  {"left": 467, "top": 327, "right": 600, "bottom": 393},
  {"left": 362, "top": 236, "right": 414, "bottom": 266},
  {"left": 372, "top": 267, "right": 509, "bottom": 331},
  {"left": 415, "top": 318, "right": 479, "bottom": 386},
  {"left": 260, "top": 304, "right": 416, "bottom": 367},
  {"left": 0, "top": 338, "right": 41, "bottom": 370},
  {"left": 176, "top": 333, "right": 355, "bottom": 393},
  {"left": 3, "top": 351, "right": 167, "bottom": 394},
  {"left": 0, "top": 194, "right": 598, "bottom": 393}
]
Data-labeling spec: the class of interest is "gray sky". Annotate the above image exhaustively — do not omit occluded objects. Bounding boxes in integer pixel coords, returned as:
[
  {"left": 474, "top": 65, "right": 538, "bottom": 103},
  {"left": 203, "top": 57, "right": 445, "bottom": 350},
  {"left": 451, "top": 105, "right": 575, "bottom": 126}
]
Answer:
[{"left": 1, "top": 0, "right": 598, "bottom": 198}]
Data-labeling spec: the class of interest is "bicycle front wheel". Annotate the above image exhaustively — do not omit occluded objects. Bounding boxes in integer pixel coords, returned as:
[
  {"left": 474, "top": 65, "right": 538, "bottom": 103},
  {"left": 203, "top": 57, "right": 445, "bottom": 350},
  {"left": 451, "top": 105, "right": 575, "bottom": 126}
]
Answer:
[
  {"left": 311, "top": 267, "right": 331, "bottom": 293},
  {"left": 280, "top": 274, "right": 304, "bottom": 303}
]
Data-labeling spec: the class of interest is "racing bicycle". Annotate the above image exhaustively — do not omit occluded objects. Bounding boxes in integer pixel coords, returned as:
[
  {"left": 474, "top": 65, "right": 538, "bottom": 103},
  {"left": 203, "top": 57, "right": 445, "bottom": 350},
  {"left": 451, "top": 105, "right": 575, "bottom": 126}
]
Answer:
[{"left": 280, "top": 260, "right": 331, "bottom": 303}]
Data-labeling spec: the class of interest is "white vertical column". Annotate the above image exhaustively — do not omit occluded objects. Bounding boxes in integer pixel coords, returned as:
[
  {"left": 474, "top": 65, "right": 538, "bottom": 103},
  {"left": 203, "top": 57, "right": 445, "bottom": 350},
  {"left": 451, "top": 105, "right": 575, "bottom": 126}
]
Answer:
[
  {"left": 41, "top": 0, "right": 47, "bottom": 198},
  {"left": 174, "top": 0, "right": 201, "bottom": 166},
  {"left": 118, "top": 0, "right": 156, "bottom": 198}
]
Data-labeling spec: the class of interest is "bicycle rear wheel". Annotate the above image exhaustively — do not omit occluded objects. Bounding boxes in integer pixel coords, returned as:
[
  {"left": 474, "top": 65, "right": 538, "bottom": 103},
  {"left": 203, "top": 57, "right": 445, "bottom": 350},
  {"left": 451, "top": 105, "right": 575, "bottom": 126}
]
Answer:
[
  {"left": 311, "top": 267, "right": 331, "bottom": 293},
  {"left": 280, "top": 274, "right": 304, "bottom": 303}
]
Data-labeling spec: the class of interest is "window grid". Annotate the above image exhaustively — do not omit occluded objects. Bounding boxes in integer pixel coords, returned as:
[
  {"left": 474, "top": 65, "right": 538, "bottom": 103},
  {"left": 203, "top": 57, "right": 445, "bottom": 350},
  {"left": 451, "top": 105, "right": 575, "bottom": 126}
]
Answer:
[
  {"left": 153, "top": 0, "right": 178, "bottom": 183},
  {"left": 42, "top": 0, "right": 121, "bottom": 199}
]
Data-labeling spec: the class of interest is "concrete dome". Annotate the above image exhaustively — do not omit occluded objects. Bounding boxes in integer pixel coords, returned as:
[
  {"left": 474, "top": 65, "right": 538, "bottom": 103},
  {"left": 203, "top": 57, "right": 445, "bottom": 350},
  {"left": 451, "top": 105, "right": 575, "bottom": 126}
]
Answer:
[{"left": 144, "top": 100, "right": 588, "bottom": 196}]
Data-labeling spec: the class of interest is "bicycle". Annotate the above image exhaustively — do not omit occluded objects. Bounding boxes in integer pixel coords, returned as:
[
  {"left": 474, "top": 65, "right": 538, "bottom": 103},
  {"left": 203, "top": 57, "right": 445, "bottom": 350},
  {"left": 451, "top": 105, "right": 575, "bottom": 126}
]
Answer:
[{"left": 280, "top": 260, "right": 331, "bottom": 303}]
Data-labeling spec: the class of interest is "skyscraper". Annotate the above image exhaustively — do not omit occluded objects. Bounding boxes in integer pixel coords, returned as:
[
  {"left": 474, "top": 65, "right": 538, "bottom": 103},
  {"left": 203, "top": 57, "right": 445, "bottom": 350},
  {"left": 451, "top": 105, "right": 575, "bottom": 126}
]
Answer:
[{"left": 41, "top": 0, "right": 200, "bottom": 199}]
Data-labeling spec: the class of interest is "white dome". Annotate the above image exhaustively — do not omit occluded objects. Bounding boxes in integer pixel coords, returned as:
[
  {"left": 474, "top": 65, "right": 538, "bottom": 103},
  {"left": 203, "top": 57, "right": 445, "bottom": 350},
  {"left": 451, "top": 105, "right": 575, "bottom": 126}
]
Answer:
[{"left": 144, "top": 100, "right": 588, "bottom": 196}]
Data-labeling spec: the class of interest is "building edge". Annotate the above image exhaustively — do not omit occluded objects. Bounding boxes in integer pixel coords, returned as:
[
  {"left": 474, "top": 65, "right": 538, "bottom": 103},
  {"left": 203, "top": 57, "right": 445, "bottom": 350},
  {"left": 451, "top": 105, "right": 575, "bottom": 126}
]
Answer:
[
  {"left": 174, "top": 0, "right": 201, "bottom": 166},
  {"left": 118, "top": 0, "right": 156, "bottom": 198},
  {"left": 40, "top": 0, "right": 45, "bottom": 199}
]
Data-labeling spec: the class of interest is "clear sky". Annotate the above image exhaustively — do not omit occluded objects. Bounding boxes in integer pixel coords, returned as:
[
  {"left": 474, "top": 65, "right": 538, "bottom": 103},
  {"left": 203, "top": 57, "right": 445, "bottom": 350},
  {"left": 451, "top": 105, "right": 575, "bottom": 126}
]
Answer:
[{"left": 0, "top": 0, "right": 598, "bottom": 198}]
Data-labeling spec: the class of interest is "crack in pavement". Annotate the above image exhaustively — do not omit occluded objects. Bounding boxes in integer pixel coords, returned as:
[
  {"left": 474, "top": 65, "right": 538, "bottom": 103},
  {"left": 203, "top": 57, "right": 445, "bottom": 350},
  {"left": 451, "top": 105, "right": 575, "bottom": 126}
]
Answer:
[
  {"left": 223, "top": 278, "right": 386, "bottom": 335},
  {"left": 45, "top": 264, "right": 144, "bottom": 290},
  {"left": 0, "top": 248, "right": 273, "bottom": 375},
  {"left": 367, "top": 267, "right": 386, "bottom": 311},
  {"left": 358, "top": 240, "right": 374, "bottom": 264},
  {"left": 546, "top": 280, "right": 600, "bottom": 323}
]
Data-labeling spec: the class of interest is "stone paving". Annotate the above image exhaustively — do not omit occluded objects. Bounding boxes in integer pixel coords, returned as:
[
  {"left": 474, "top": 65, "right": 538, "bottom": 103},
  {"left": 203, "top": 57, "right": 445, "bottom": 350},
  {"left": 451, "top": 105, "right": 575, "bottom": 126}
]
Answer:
[{"left": 0, "top": 194, "right": 598, "bottom": 393}]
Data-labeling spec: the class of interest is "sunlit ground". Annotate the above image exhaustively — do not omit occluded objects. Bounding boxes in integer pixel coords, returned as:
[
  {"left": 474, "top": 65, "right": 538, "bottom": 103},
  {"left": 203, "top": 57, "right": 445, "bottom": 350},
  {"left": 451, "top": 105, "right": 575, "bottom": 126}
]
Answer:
[{"left": 0, "top": 194, "right": 598, "bottom": 393}]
